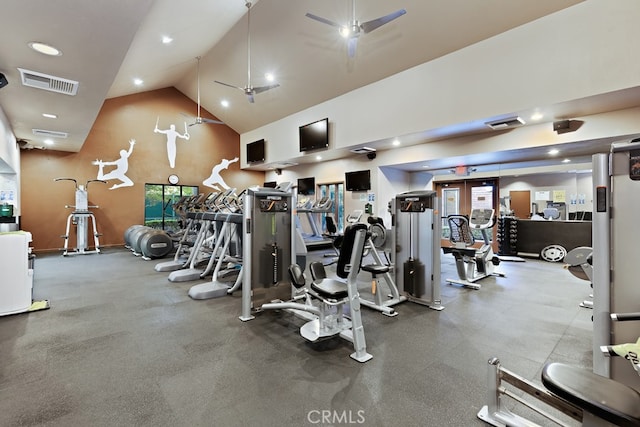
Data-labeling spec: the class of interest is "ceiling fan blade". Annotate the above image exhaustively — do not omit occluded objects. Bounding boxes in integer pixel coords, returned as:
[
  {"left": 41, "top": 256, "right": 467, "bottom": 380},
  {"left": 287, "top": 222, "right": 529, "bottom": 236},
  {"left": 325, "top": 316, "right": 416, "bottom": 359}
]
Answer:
[
  {"left": 214, "top": 80, "right": 244, "bottom": 92},
  {"left": 360, "top": 9, "right": 406, "bottom": 33},
  {"left": 347, "top": 37, "right": 358, "bottom": 58},
  {"left": 305, "top": 13, "right": 342, "bottom": 29},
  {"left": 252, "top": 84, "right": 280, "bottom": 95},
  {"left": 202, "top": 118, "right": 224, "bottom": 125}
]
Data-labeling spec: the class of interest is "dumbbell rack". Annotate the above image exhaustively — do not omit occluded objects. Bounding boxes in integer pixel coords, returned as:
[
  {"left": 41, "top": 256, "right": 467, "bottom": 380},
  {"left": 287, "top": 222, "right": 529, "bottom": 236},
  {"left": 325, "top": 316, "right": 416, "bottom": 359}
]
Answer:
[{"left": 496, "top": 216, "right": 518, "bottom": 256}]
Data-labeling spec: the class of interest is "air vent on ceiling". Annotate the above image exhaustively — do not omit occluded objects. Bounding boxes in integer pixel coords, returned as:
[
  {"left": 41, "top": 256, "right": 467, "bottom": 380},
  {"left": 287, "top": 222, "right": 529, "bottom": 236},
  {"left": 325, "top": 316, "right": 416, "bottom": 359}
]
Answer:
[
  {"left": 485, "top": 116, "right": 525, "bottom": 130},
  {"left": 18, "top": 68, "right": 79, "bottom": 96},
  {"left": 350, "top": 147, "right": 376, "bottom": 154},
  {"left": 32, "top": 128, "right": 68, "bottom": 138}
]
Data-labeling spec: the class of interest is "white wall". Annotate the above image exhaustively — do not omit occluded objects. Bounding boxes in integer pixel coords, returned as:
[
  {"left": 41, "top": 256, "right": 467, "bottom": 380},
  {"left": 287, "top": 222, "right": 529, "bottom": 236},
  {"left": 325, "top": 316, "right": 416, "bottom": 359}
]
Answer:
[
  {"left": 245, "top": 1, "right": 640, "bottom": 219},
  {"left": 0, "top": 106, "right": 20, "bottom": 219},
  {"left": 242, "top": 0, "right": 640, "bottom": 168}
]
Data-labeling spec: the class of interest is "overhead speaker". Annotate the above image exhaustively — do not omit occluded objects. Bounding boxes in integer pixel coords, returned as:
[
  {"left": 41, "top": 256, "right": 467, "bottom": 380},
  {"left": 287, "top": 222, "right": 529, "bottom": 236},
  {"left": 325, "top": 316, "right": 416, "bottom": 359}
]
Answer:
[
  {"left": 553, "top": 119, "right": 582, "bottom": 134},
  {"left": 0, "top": 73, "right": 8, "bottom": 89}
]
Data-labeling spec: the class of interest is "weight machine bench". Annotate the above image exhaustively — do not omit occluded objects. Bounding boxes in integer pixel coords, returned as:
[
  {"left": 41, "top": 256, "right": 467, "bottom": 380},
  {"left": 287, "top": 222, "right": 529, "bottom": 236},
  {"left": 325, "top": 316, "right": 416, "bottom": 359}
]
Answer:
[{"left": 479, "top": 358, "right": 640, "bottom": 426}]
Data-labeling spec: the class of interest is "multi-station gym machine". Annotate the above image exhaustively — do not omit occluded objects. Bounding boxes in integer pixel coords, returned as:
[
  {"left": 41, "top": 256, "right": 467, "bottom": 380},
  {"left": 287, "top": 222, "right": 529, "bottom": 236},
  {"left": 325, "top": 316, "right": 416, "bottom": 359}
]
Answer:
[{"left": 54, "top": 178, "right": 106, "bottom": 256}]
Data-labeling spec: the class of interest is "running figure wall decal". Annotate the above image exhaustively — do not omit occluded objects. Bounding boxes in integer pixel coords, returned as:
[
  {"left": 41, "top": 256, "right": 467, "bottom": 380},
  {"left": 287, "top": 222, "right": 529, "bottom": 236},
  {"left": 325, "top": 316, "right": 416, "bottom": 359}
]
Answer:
[
  {"left": 203, "top": 157, "right": 239, "bottom": 191},
  {"left": 92, "top": 139, "right": 136, "bottom": 190},
  {"left": 154, "top": 117, "right": 190, "bottom": 168}
]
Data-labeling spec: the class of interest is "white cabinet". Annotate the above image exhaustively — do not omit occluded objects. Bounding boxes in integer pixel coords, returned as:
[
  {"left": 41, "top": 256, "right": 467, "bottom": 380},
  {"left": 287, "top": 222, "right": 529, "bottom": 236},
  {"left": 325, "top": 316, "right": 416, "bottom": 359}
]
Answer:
[{"left": 0, "top": 231, "right": 33, "bottom": 316}]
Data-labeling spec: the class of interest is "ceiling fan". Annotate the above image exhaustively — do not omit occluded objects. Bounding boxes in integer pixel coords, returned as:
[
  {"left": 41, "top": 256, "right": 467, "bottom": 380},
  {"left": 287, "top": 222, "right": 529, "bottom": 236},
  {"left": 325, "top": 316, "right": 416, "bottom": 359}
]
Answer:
[
  {"left": 214, "top": 1, "right": 279, "bottom": 103},
  {"left": 306, "top": 0, "right": 407, "bottom": 58},
  {"left": 182, "top": 56, "right": 224, "bottom": 126}
]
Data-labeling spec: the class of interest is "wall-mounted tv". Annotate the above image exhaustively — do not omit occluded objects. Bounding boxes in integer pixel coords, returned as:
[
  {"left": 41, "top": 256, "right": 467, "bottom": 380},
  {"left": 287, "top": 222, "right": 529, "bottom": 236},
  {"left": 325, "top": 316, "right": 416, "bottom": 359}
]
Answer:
[
  {"left": 246, "top": 139, "right": 265, "bottom": 164},
  {"left": 299, "top": 118, "right": 329, "bottom": 152},
  {"left": 297, "top": 177, "right": 316, "bottom": 195},
  {"left": 345, "top": 169, "right": 371, "bottom": 192}
]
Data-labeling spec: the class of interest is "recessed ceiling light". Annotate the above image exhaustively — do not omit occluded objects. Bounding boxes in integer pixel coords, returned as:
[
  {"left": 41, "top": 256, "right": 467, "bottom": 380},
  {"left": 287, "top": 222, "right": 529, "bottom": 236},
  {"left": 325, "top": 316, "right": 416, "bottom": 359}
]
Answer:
[
  {"left": 44, "top": 139, "right": 54, "bottom": 145},
  {"left": 422, "top": 164, "right": 429, "bottom": 168},
  {"left": 221, "top": 99, "right": 229, "bottom": 108},
  {"left": 316, "top": 155, "right": 322, "bottom": 161},
  {"left": 562, "top": 158, "right": 571, "bottom": 163},
  {"left": 42, "top": 113, "right": 57, "bottom": 119},
  {"left": 392, "top": 139, "right": 400, "bottom": 146},
  {"left": 531, "top": 112, "right": 544, "bottom": 121},
  {"left": 161, "top": 36, "right": 173, "bottom": 44},
  {"left": 28, "top": 41, "right": 62, "bottom": 56},
  {"left": 264, "top": 73, "right": 275, "bottom": 82},
  {"left": 133, "top": 78, "right": 144, "bottom": 86},
  {"left": 548, "top": 149, "right": 559, "bottom": 155}
]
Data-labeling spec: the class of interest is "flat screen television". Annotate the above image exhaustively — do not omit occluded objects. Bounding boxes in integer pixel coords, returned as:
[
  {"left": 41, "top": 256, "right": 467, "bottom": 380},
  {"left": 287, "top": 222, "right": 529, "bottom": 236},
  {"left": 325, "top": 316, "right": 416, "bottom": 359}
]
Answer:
[
  {"left": 246, "top": 139, "right": 265, "bottom": 164},
  {"left": 263, "top": 181, "right": 277, "bottom": 188},
  {"left": 299, "top": 118, "right": 329, "bottom": 152},
  {"left": 297, "top": 177, "right": 315, "bottom": 195},
  {"left": 345, "top": 169, "right": 371, "bottom": 192}
]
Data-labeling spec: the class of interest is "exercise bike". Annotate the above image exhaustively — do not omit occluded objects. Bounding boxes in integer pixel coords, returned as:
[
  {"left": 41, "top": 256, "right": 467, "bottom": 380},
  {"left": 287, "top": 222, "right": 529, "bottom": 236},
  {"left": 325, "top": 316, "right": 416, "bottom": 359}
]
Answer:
[{"left": 442, "top": 208, "right": 504, "bottom": 289}]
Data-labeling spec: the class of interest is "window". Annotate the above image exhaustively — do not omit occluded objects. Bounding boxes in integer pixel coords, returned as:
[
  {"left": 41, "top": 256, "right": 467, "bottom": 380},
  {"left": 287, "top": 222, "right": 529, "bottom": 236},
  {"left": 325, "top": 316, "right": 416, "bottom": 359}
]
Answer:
[
  {"left": 144, "top": 184, "right": 198, "bottom": 232},
  {"left": 318, "top": 182, "right": 344, "bottom": 232}
]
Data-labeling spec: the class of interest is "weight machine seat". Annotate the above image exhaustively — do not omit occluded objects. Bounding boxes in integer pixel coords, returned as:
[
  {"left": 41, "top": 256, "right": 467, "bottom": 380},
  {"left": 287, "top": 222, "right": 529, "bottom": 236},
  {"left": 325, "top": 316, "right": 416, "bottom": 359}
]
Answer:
[
  {"left": 541, "top": 363, "right": 640, "bottom": 427},
  {"left": 310, "top": 280, "right": 349, "bottom": 300},
  {"left": 361, "top": 264, "right": 389, "bottom": 276},
  {"left": 292, "top": 258, "right": 349, "bottom": 299},
  {"left": 309, "top": 261, "right": 327, "bottom": 282},
  {"left": 441, "top": 246, "right": 477, "bottom": 257},
  {"left": 305, "top": 223, "right": 369, "bottom": 300}
]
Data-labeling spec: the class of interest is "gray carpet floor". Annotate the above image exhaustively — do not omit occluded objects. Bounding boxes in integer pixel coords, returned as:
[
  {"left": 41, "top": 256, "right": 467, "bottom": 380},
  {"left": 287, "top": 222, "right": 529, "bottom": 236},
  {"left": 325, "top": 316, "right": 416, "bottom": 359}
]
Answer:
[{"left": 0, "top": 246, "right": 592, "bottom": 426}]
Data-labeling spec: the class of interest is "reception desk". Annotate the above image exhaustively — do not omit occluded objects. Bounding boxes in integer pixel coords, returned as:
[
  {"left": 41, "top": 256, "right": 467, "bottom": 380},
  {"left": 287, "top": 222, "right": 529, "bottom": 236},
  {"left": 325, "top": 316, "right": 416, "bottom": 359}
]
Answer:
[{"left": 516, "top": 220, "right": 592, "bottom": 256}]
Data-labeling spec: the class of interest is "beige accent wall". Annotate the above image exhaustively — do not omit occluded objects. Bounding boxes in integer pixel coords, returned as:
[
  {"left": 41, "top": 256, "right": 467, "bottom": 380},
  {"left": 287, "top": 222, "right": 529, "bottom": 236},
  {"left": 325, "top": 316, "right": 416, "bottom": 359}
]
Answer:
[{"left": 21, "top": 87, "right": 264, "bottom": 252}]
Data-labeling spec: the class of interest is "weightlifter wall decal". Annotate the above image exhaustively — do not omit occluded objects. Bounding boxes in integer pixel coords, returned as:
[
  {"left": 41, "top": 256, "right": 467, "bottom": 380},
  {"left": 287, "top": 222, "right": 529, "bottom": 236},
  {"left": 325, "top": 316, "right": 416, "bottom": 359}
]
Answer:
[
  {"left": 203, "top": 157, "right": 239, "bottom": 191},
  {"left": 92, "top": 139, "right": 135, "bottom": 190},
  {"left": 154, "top": 117, "right": 190, "bottom": 169}
]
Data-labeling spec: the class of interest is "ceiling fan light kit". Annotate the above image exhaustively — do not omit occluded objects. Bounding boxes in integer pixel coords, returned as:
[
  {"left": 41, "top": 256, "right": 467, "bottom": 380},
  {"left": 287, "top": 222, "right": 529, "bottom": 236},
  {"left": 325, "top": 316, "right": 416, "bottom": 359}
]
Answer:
[
  {"left": 306, "top": 0, "right": 407, "bottom": 58},
  {"left": 215, "top": 1, "right": 279, "bottom": 103}
]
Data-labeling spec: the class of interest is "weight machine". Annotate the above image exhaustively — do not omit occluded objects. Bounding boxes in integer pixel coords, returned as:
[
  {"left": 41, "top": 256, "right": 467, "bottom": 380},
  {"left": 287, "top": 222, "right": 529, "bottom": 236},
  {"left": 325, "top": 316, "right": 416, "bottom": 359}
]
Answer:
[
  {"left": 54, "top": 178, "right": 106, "bottom": 256},
  {"left": 391, "top": 190, "right": 444, "bottom": 310},
  {"left": 239, "top": 187, "right": 372, "bottom": 362},
  {"left": 592, "top": 142, "right": 640, "bottom": 389}
]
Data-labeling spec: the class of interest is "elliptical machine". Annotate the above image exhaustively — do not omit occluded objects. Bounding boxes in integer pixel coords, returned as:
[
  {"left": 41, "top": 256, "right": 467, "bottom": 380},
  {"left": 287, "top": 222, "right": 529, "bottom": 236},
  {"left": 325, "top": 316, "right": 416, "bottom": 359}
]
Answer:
[{"left": 442, "top": 208, "right": 504, "bottom": 289}]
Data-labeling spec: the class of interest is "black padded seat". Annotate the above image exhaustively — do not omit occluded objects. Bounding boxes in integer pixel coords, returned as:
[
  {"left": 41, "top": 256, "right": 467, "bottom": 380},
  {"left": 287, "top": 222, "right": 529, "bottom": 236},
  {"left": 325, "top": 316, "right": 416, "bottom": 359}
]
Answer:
[
  {"left": 309, "top": 261, "right": 327, "bottom": 282},
  {"left": 442, "top": 246, "right": 477, "bottom": 257},
  {"left": 310, "top": 279, "right": 349, "bottom": 300},
  {"left": 541, "top": 363, "right": 640, "bottom": 427},
  {"left": 361, "top": 264, "right": 390, "bottom": 275}
]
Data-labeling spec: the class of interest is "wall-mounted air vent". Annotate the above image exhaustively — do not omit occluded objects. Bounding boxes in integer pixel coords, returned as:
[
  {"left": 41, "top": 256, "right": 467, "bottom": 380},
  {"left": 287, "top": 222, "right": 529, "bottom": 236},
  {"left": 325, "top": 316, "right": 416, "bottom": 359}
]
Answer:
[
  {"left": 32, "top": 129, "right": 68, "bottom": 138},
  {"left": 485, "top": 116, "right": 525, "bottom": 130},
  {"left": 350, "top": 147, "right": 376, "bottom": 154},
  {"left": 18, "top": 68, "right": 79, "bottom": 96}
]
